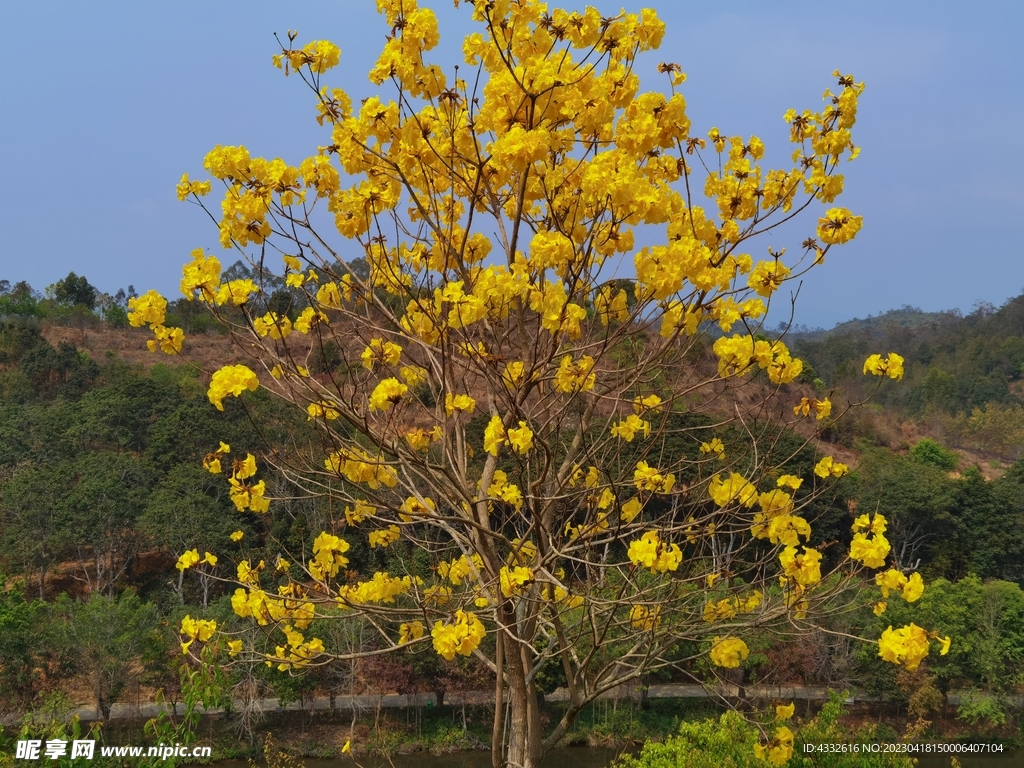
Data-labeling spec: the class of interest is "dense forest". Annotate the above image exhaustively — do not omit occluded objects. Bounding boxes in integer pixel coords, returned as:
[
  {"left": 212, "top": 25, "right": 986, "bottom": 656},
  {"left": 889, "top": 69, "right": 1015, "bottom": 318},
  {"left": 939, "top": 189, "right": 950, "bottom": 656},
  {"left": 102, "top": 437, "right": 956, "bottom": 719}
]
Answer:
[{"left": 3, "top": 273, "right": 1024, "bottom": 758}]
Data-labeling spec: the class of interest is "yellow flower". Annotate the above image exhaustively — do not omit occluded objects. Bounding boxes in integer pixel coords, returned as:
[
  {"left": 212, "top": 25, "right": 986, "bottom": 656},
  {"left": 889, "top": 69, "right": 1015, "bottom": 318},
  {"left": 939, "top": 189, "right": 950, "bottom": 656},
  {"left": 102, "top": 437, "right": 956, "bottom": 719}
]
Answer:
[
  {"left": 863, "top": 352, "right": 905, "bottom": 381},
  {"left": 902, "top": 572, "right": 925, "bottom": 602},
  {"left": 208, "top": 365, "right": 259, "bottom": 411},
  {"left": 850, "top": 533, "right": 890, "bottom": 569},
  {"left": 709, "top": 636, "right": 749, "bottom": 668},
  {"left": 227, "top": 639, "right": 243, "bottom": 657},
  {"left": 180, "top": 615, "right": 217, "bottom": 655},
  {"left": 341, "top": 740, "right": 351, "bottom": 755},
  {"left": 361, "top": 338, "right": 402, "bottom": 370},
  {"left": 507, "top": 422, "right": 534, "bottom": 454},
  {"left": 234, "top": 453, "right": 257, "bottom": 480},
  {"left": 553, "top": 355, "right": 596, "bottom": 393},
  {"left": 748, "top": 259, "right": 790, "bottom": 297},
  {"left": 620, "top": 498, "right": 643, "bottom": 523},
  {"left": 484, "top": 415, "right": 506, "bottom": 456},
  {"left": 630, "top": 605, "right": 661, "bottom": 631},
  {"left": 875, "top": 568, "right": 907, "bottom": 598},
  {"left": 775, "top": 703, "right": 795, "bottom": 721},
  {"left": 368, "top": 525, "right": 401, "bottom": 549},
  {"left": 627, "top": 531, "right": 682, "bottom": 573},
  {"left": 708, "top": 473, "right": 758, "bottom": 508},
  {"left": 873, "top": 601, "right": 887, "bottom": 616},
  {"left": 180, "top": 248, "right": 221, "bottom": 300},
  {"left": 779, "top": 545, "right": 822, "bottom": 587},
  {"left": 368, "top": 378, "right": 408, "bottom": 413},
  {"left": 813, "top": 456, "right": 848, "bottom": 478},
  {"left": 405, "top": 426, "right": 441, "bottom": 452},
  {"left": 633, "top": 462, "right": 675, "bottom": 493},
  {"left": 794, "top": 397, "right": 832, "bottom": 420},
  {"left": 176, "top": 549, "right": 200, "bottom": 572},
  {"left": 146, "top": 324, "right": 185, "bottom": 354},
  {"left": 431, "top": 610, "right": 485, "bottom": 660},
  {"left": 176, "top": 172, "right": 212, "bottom": 201},
  {"left": 754, "top": 725, "right": 794, "bottom": 766},
  {"left": 499, "top": 566, "right": 533, "bottom": 597},
  {"left": 399, "top": 495, "right": 436, "bottom": 522},
  {"left": 776, "top": 474, "right": 803, "bottom": 490},
  {"left": 878, "top": 623, "right": 930, "bottom": 670},
  {"left": 938, "top": 635, "right": 952, "bottom": 656},
  {"left": 307, "top": 401, "right": 341, "bottom": 421},
  {"left": 611, "top": 414, "right": 650, "bottom": 442},
  {"left": 817, "top": 207, "right": 863, "bottom": 244},
  {"left": 127, "top": 290, "right": 167, "bottom": 329},
  {"left": 399, "top": 621, "right": 425, "bottom": 644},
  {"left": 230, "top": 530, "right": 244, "bottom": 542},
  {"left": 444, "top": 392, "right": 476, "bottom": 415},
  {"left": 699, "top": 437, "right": 725, "bottom": 458},
  {"left": 253, "top": 312, "right": 292, "bottom": 339}
]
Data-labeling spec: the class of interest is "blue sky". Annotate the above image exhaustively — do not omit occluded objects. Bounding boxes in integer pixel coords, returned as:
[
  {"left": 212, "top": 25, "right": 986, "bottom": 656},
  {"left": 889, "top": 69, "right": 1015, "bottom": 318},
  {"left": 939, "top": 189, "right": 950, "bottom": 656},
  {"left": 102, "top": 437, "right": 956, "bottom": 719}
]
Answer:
[{"left": 1, "top": 0, "right": 1021, "bottom": 328}]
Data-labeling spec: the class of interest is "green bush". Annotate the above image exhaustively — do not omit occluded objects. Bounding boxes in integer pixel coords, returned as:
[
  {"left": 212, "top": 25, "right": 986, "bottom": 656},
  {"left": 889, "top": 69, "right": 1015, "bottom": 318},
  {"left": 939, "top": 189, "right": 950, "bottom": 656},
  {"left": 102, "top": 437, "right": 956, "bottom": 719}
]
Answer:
[
  {"left": 615, "top": 693, "right": 914, "bottom": 768},
  {"left": 909, "top": 438, "right": 959, "bottom": 471}
]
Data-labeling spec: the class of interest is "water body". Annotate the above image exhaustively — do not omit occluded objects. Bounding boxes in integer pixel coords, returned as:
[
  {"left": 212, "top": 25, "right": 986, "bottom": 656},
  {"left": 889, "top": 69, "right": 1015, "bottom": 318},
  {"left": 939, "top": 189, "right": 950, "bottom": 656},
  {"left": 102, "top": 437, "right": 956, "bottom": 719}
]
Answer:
[
  {"left": 218, "top": 746, "right": 624, "bottom": 768},
  {"left": 221, "top": 744, "right": 1022, "bottom": 768}
]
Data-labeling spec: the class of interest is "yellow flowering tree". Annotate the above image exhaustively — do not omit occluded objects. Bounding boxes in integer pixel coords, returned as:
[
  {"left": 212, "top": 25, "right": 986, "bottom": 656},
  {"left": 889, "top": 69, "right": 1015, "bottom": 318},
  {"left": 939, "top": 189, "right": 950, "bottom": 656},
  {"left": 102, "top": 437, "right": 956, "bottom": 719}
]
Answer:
[{"left": 140, "top": 2, "right": 945, "bottom": 765}]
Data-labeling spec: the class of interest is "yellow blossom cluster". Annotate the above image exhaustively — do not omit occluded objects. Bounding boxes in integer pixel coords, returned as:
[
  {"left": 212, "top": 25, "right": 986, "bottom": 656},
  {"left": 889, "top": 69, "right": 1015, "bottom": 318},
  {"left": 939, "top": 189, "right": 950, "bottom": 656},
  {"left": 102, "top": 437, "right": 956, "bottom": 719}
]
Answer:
[
  {"left": 633, "top": 462, "right": 675, "bottom": 493},
  {"left": 813, "top": 456, "right": 848, "bottom": 478},
  {"left": 863, "top": 353, "right": 905, "bottom": 380},
  {"left": 751, "top": 490, "right": 810, "bottom": 548},
  {"left": 627, "top": 531, "right": 682, "bottom": 573},
  {"left": 404, "top": 425, "right": 442, "bottom": 452},
  {"left": 709, "top": 473, "right": 758, "bottom": 508},
  {"left": 779, "top": 546, "right": 822, "bottom": 588},
  {"left": 227, "top": 453, "right": 270, "bottom": 513},
  {"left": 552, "top": 355, "right": 596, "bottom": 393},
  {"left": 361, "top": 338, "right": 402, "bottom": 370},
  {"left": 483, "top": 416, "right": 534, "bottom": 455},
  {"left": 399, "top": 621, "right": 426, "bottom": 645},
  {"left": 877, "top": 623, "right": 934, "bottom": 671},
  {"left": 438, "top": 554, "right": 484, "bottom": 586},
  {"left": 486, "top": 470, "right": 524, "bottom": 511},
  {"left": 713, "top": 335, "right": 803, "bottom": 384},
  {"left": 709, "top": 636, "right": 750, "bottom": 668},
  {"left": 271, "top": 624, "right": 325, "bottom": 671},
  {"left": 368, "top": 377, "right": 408, "bottom": 413},
  {"left": 431, "top": 610, "right": 485, "bottom": 661},
  {"left": 499, "top": 565, "right": 534, "bottom": 597},
  {"left": 794, "top": 397, "right": 832, "bottom": 420},
  {"left": 176, "top": 172, "right": 212, "bottom": 201},
  {"left": 338, "top": 572, "right": 412, "bottom": 605},
  {"left": 610, "top": 414, "right": 650, "bottom": 442},
  {"left": 849, "top": 513, "right": 890, "bottom": 569},
  {"left": 875, "top": 569, "right": 924, "bottom": 603},
  {"left": 127, "top": 290, "right": 185, "bottom": 356},
  {"left": 368, "top": 525, "right": 401, "bottom": 548},
  {"left": 630, "top": 604, "right": 661, "bottom": 631},
  {"left": 324, "top": 447, "right": 398, "bottom": 489},
  {"left": 755, "top": 725, "right": 795, "bottom": 767},
  {"left": 699, "top": 437, "right": 725, "bottom": 459},
  {"left": 180, "top": 615, "right": 216, "bottom": 655},
  {"left": 202, "top": 441, "right": 231, "bottom": 474},
  {"left": 309, "top": 531, "right": 350, "bottom": 580},
  {"left": 702, "top": 591, "right": 762, "bottom": 622},
  {"left": 207, "top": 365, "right": 259, "bottom": 411},
  {"left": 175, "top": 549, "right": 217, "bottom": 572}
]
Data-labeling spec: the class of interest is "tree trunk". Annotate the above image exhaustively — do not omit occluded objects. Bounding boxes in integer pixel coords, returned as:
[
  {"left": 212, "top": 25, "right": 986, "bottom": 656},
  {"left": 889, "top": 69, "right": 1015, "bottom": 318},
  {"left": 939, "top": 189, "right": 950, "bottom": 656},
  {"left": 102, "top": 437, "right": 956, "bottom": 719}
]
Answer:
[{"left": 503, "top": 638, "right": 542, "bottom": 768}]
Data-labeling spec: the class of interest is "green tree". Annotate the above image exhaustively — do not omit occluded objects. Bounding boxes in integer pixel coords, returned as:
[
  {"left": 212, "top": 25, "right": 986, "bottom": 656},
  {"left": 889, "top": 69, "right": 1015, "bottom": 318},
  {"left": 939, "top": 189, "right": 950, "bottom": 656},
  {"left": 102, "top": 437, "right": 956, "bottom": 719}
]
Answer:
[
  {"left": 50, "top": 272, "right": 97, "bottom": 310},
  {"left": 50, "top": 591, "right": 159, "bottom": 720}
]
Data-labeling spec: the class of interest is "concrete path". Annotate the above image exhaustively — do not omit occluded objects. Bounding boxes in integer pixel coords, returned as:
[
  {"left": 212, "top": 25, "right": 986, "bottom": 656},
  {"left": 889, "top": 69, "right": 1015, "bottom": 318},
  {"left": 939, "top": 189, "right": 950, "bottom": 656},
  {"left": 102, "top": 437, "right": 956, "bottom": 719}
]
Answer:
[{"left": 25, "top": 682, "right": 1001, "bottom": 724}]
